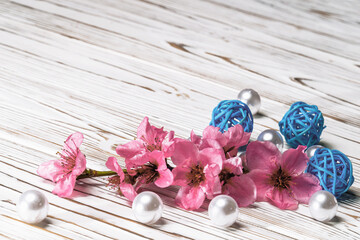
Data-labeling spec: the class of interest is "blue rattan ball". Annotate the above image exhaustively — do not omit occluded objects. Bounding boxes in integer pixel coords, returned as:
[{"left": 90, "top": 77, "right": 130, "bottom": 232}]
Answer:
[
  {"left": 279, "top": 101, "right": 325, "bottom": 148},
  {"left": 210, "top": 100, "right": 253, "bottom": 133},
  {"left": 306, "top": 148, "right": 354, "bottom": 198}
]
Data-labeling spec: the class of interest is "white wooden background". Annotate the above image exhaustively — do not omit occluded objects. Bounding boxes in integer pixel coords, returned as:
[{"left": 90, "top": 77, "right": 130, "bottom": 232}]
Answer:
[{"left": 0, "top": 0, "right": 359, "bottom": 239}]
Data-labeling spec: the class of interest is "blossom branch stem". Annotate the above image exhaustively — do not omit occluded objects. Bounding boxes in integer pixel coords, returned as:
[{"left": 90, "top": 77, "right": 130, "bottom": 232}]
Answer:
[{"left": 77, "top": 169, "right": 120, "bottom": 179}]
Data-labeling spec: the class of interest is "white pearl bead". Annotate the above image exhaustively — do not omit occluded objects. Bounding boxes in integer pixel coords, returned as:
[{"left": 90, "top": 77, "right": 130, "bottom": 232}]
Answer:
[
  {"left": 132, "top": 191, "right": 163, "bottom": 224},
  {"left": 309, "top": 190, "right": 338, "bottom": 222},
  {"left": 237, "top": 89, "right": 261, "bottom": 115},
  {"left": 257, "top": 129, "right": 284, "bottom": 152},
  {"left": 306, "top": 145, "right": 324, "bottom": 159},
  {"left": 17, "top": 190, "right": 49, "bottom": 224},
  {"left": 208, "top": 195, "right": 239, "bottom": 227}
]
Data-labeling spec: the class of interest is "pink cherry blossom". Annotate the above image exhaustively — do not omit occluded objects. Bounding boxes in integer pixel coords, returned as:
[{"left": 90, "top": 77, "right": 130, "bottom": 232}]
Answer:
[
  {"left": 191, "top": 125, "right": 250, "bottom": 159},
  {"left": 37, "top": 132, "right": 86, "bottom": 198},
  {"left": 172, "top": 140, "right": 223, "bottom": 210},
  {"left": 116, "top": 117, "right": 175, "bottom": 168},
  {"left": 128, "top": 151, "right": 174, "bottom": 189},
  {"left": 246, "top": 141, "right": 322, "bottom": 210},
  {"left": 219, "top": 157, "right": 256, "bottom": 207},
  {"left": 106, "top": 157, "right": 137, "bottom": 201}
]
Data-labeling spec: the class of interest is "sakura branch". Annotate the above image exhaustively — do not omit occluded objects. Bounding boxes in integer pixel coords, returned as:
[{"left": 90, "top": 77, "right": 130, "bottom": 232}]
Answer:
[{"left": 37, "top": 117, "right": 321, "bottom": 211}]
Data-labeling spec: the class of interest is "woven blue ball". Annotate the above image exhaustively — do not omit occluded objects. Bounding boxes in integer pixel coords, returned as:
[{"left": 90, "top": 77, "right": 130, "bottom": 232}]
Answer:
[
  {"left": 306, "top": 148, "right": 354, "bottom": 198},
  {"left": 279, "top": 101, "right": 325, "bottom": 148},
  {"left": 210, "top": 100, "right": 253, "bottom": 133}
]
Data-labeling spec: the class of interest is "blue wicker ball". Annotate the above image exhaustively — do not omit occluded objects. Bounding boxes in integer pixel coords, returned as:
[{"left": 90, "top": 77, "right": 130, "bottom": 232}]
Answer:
[
  {"left": 279, "top": 101, "right": 325, "bottom": 148},
  {"left": 306, "top": 148, "right": 354, "bottom": 198},
  {"left": 210, "top": 100, "right": 253, "bottom": 133}
]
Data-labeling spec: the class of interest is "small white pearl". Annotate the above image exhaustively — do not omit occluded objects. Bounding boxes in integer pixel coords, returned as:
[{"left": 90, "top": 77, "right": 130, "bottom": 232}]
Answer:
[
  {"left": 237, "top": 89, "right": 261, "bottom": 115},
  {"left": 132, "top": 191, "right": 163, "bottom": 224},
  {"left": 17, "top": 190, "right": 49, "bottom": 224},
  {"left": 309, "top": 190, "right": 338, "bottom": 222},
  {"left": 257, "top": 129, "right": 284, "bottom": 152},
  {"left": 208, "top": 195, "right": 239, "bottom": 227},
  {"left": 306, "top": 145, "right": 324, "bottom": 159}
]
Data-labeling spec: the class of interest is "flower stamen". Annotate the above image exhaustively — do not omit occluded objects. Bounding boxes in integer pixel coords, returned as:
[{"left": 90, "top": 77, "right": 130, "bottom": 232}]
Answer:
[
  {"left": 141, "top": 136, "right": 162, "bottom": 152},
  {"left": 219, "top": 168, "right": 235, "bottom": 186},
  {"left": 58, "top": 145, "right": 79, "bottom": 173},
  {"left": 107, "top": 176, "right": 121, "bottom": 190},
  {"left": 269, "top": 167, "right": 292, "bottom": 190},
  {"left": 136, "top": 163, "right": 159, "bottom": 184},
  {"left": 186, "top": 164, "right": 205, "bottom": 187}
]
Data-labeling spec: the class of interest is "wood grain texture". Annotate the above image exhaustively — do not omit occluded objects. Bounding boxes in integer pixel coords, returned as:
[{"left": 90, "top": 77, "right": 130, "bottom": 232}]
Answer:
[{"left": 0, "top": 0, "right": 359, "bottom": 239}]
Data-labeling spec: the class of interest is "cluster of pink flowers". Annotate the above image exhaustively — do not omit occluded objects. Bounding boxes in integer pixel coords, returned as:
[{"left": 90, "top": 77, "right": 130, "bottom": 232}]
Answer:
[
  {"left": 114, "top": 117, "right": 256, "bottom": 210},
  {"left": 38, "top": 117, "right": 321, "bottom": 211}
]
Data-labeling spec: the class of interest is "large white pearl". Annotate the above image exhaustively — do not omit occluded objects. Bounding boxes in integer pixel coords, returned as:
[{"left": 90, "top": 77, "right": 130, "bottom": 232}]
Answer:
[
  {"left": 306, "top": 145, "right": 324, "bottom": 159},
  {"left": 17, "top": 190, "right": 49, "bottom": 224},
  {"left": 257, "top": 129, "right": 284, "bottom": 151},
  {"left": 208, "top": 195, "right": 239, "bottom": 227},
  {"left": 237, "top": 89, "right": 261, "bottom": 115},
  {"left": 132, "top": 191, "right": 163, "bottom": 224},
  {"left": 309, "top": 190, "right": 338, "bottom": 222}
]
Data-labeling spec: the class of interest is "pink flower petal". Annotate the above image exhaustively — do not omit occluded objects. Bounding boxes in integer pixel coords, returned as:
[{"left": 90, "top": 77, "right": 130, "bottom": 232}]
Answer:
[
  {"left": 162, "top": 131, "right": 175, "bottom": 158},
  {"left": 200, "top": 139, "right": 224, "bottom": 151},
  {"left": 52, "top": 174, "right": 77, "bottom": 198},
  {"left": 136, "top": 117, "right": 154, "bottom": 143},
  {"left": 171, "top": 140, "right": 198, "bottom": 166},
  {"left": 197, "top": 125, "right": 250, "bottom": 159},
  {"left": 223, "top": 125, "right": 247, "bottom": 154},
  {"left": 246, "top": 141, "right": 281, "bottom": 171},
  {"left": 62, "top": 132, "right": 84, "bottom": 156},
  {"left": 125, "top": 153, "right": 149, "bottom": 170},
  {"left": 116, "top": 140, "right": 144, "bottom": 160},
  {"left": 223, "top": 157, "right": 243, "bottom": 175},
  {"left": 71, "top": 151, "right": 87, "bottom": 176},
  {"left": 190, "top": 130, "right": 202, "bottom": 146},
  {"left": 242, "top": 132, "right": 252, "bottom": 146},
  {"left": 133, "top": 177, "right": 146, "bottom": 191},
  {"left": 202, "top": 126, "right": 224, "bottom": 143},
  {"left": 280, "top": 146, "right": 308, "bottom": 176},
  {"left": 136, "top": 117, "right": 168, "bottom": 147},
  {"left": 265, "top": 188, "right": 299, "bottom": 210},
  {"left": 37, "top": 160, "right": 64, "bottom": 182},
  {"left": 291, "top": 173, "right": 322, "bottom": 204},
  {"left": 225, "top": 174, "right": 256, "bottom": 207},
  {"left": 155, "top": 169, "right": 174, "bottom": 188},
  {"left": 119, "top": 183, "right": 137, "bottom": 201},
  {"left": 202, "top": 164, "right": 222, "bottom": 198},
  {"left": 247, "top": 169, "right": 272, "bottom": 201},
  {"left": 151, "top": 125, "right": 168, "bottom": 143},
  {"left": 175, "top": 186, "right": 206, "bottom": 210},
  {"left": 200, "top": 126, "right": 225, "bottom": 150},
  {"left": 172, "top": 167, "right": 189, "bottom": 187},
  {"left": 148, "top": 151, "right": 167, "bottom": 170},
  {"left": 106, "top": 157, "right": 124, "bottom": 181},
  {"left": 162, "top": 143, "right": 175, "bottom": 158},
  {"left": 168, "top": 130, "right": 175, "bottom": 141},
  {"left": 198, "top": 148, "right": 224, "bottom": 170}
]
